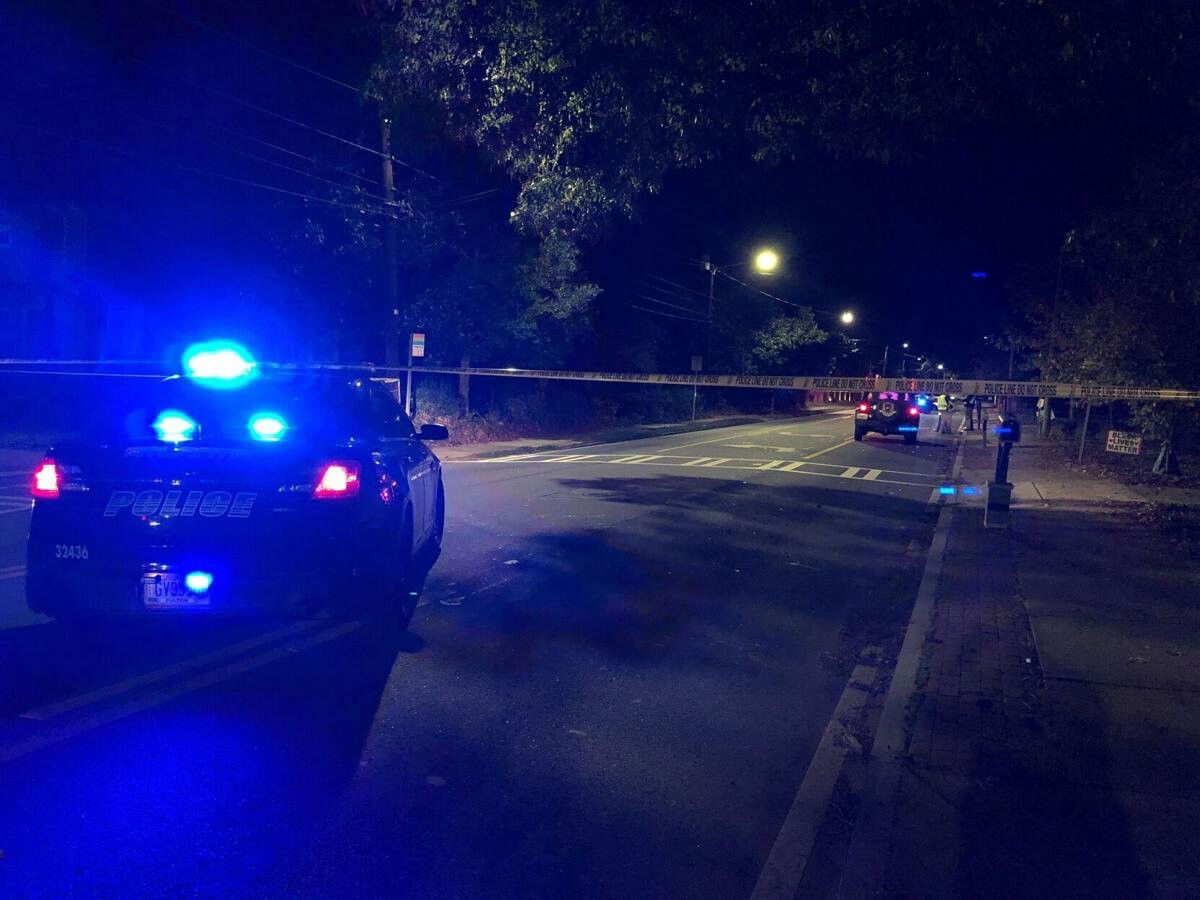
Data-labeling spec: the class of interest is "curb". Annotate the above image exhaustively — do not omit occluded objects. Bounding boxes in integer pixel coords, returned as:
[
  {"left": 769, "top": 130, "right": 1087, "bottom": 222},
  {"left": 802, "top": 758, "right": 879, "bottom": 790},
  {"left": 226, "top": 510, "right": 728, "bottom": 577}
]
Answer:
[{"left": 835, "top": 435, "right": 966, "bottom": 897}]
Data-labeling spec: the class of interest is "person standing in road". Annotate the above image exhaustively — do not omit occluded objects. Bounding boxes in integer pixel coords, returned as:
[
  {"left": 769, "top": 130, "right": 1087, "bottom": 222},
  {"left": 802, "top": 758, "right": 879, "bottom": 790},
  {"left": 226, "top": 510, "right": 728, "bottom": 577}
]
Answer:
[
  {"left": 959, "top": 395, "right": 977, "bottom": 433},
  {"left": 935, "top": 394, "right": 952, "bottom": 434}
]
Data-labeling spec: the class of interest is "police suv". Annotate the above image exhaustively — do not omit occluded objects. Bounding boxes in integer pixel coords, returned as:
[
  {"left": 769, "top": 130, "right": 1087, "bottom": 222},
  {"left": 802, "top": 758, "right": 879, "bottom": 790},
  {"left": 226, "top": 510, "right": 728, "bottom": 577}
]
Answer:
[{"left": 26, "top": 343, "right": 446, "bottom": 628}]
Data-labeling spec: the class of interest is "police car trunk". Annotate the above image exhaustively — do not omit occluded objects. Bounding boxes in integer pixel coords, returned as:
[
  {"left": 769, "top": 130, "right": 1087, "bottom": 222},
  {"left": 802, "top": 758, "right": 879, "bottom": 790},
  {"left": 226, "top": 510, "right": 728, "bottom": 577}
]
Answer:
[{"left": 26, "top": 374, "right": 383, "bottom": 617}]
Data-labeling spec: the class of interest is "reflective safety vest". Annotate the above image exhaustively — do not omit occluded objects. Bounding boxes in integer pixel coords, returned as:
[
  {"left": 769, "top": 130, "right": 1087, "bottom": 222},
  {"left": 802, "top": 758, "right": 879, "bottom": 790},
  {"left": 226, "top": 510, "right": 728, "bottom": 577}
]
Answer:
[{"left": 935, "top": 394, "right": 950, "bottom": 411}]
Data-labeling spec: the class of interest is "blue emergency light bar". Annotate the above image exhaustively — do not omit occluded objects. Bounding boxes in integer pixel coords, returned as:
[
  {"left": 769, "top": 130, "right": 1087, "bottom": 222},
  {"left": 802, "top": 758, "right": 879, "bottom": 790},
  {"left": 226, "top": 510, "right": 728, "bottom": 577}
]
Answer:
[
  {"left": 182, "top": 340, "right": 258, "bottom": 389},
  {"left": 153, "top": 409, "right": 197, "bottom": 444}
]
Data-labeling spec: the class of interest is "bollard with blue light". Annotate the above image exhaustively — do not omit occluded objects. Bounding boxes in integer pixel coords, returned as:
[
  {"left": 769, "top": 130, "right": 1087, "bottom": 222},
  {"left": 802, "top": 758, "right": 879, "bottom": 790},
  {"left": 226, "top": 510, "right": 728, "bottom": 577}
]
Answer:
[{"left": 986, "top": 413, "right": 1021, "bottom": 529}]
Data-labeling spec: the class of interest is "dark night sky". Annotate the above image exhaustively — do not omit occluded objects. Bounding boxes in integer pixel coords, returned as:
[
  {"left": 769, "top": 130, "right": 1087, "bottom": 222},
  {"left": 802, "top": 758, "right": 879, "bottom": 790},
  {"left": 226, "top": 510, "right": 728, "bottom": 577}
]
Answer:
[{"left": 2, "top": 0, "right": 1127, "bottom": 372}]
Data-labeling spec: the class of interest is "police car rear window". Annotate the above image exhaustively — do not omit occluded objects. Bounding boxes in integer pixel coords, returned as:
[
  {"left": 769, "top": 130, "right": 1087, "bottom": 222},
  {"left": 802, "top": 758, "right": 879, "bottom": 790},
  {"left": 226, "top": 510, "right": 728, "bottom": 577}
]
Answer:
[{"left": 86, "top": 376, "right": 407, "bottom": 444}]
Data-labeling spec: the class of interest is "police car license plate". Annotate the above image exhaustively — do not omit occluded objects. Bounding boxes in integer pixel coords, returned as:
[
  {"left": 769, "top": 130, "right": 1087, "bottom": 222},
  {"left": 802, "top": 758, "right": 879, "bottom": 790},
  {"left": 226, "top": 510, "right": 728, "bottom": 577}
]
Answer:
[{"left": 142, "top": 574, "right": 209, "bottom": 608}]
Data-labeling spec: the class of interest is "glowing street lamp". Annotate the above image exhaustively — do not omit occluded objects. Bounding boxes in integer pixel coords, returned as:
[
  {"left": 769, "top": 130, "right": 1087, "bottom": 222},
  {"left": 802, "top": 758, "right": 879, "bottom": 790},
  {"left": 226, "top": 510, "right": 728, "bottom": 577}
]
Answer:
[
  {"left": 936, "top": 363, "right": 945, "bottom": 371},
  {"left": 754, "top": 248, "right": 780, "bottom": 274},
  {"left": 902, "top": 342, "right": 909, "bottom": 349},
  {"left": 840, "top": 310, "right": 855, "bottom": 325}
]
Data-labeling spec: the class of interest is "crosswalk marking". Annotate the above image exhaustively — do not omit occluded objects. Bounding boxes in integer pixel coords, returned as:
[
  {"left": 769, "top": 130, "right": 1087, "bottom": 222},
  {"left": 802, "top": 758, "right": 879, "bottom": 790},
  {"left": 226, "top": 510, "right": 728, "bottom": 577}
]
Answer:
[
  {"left": 681, "top": 457, "right": 714, "bottom": 467},
  {"left": 546, "top": 454, "right": 594, "bottom": 462},
  {"left": 758, "top": 460, "right": 783, "bottom": 471},
  {"left": 607, "top": 454, "right": 662, "bottom": 465},
  {"left": 864, "top": 469, "right": 882, "bottom": 481},
  {"left": 779, "top": 461, "right": 806, "bottom": 472},
  {"left": 700, "top": 457, "right": 731, "bottom": 467},
  {"left": 840, "top": 466, "right": 861, "bottom": 478}
]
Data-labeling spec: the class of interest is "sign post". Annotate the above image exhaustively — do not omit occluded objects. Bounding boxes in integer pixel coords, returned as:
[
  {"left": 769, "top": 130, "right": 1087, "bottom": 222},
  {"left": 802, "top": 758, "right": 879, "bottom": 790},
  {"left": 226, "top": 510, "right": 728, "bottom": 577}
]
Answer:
[
  {"left": 406, "top": 332, "right": 425, "bottom": 417},
  {"left": 691, "top": 355, "right": 703, "bottom": 421}
]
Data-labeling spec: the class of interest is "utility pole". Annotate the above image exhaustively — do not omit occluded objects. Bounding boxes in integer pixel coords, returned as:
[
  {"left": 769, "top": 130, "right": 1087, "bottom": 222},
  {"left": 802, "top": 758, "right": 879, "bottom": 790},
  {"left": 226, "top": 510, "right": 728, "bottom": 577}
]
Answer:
[
  {"left": 381, "top": 116, "right": 401, "bottom": 377},
  {"left": 881, "top": 344, "right": 889, "bottom": 377},
  {"left": 703, "top": 256, "right": 717, "bottom": 365}
]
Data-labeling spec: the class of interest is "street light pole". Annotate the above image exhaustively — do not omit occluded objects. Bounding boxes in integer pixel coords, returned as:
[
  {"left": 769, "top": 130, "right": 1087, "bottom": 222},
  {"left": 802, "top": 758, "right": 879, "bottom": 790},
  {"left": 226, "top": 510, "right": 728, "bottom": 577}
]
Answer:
[{"left": 881, "top": 344, "right": 889, "bottom": 377}]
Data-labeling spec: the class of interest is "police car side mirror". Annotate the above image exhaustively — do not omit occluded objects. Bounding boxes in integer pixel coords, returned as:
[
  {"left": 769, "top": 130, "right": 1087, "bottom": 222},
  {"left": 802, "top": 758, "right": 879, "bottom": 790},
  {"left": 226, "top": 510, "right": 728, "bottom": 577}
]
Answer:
[{"left": 418, "top": 423, "right": 449, "bottom": 441}]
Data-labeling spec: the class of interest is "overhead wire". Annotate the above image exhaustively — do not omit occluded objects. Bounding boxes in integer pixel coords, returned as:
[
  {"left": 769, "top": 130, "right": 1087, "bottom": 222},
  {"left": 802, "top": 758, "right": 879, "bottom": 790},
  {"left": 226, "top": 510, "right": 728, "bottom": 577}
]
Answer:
[
  {"left": 171, "top": 9, "right": 363, "bottom": 94},
  {"left": 634, "top": 293, "right": 708, "bottom": 318},
  {"left": 647, "top": 274, "right": 712, "bottom": 301},
  {"left": 638, "top": 282, "right": 708, "bottom": 309},
  {"left": 627, "top": 302, "right": 707, "bottom": 324},
  {"left": 126, "top": 56, "right": 444, "bottom": 184},
  {"left": 9, "top": 119, "right": 404, "bottom": 219},
  {"left": 716, "top": 269, "right": 803, "bottom": 309}
]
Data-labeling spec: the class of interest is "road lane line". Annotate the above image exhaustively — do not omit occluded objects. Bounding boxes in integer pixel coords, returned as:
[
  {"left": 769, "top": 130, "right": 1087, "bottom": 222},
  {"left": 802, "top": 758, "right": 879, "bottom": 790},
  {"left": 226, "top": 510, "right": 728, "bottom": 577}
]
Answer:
[
  {"left": 804, "top": 438, "right": 854, "bottom": 459},
  {"left": 18, "top": 620, "right": 323, "bottom": 721},
  {"left": 864, "top": 469, "right": 882, "bottom": 481},
  {"left": 545, "top": 454, "right": 594, "bottom": 462},
  {"left": 700, "top": 457, "right": 731, "bottom": 467},
  {"left": 1, "top": 621, "right": 360, "bottom": 765},
  {"left": 680, "top": 456, "right": 714, "bottom": 466},
  {"left": 0, "top": 568, "right": 26, "bottom": 582},
  {"left": 751, "top": 655, "right": 880, "bottom": 900},
  {"left": 839, "top": 466, "right": 862, "bottom": 478},
  {"left": 0, "top": 506, "right": 31, "bottom": 516},
  {"left": 758, "top": 460, "right": 784, "bottom": 471},
  {"left": 778, "top": 461, "right": 806, "bottom": 472},
  {"left": 607, "top": 454, "right": 662, "bottom": 465}
]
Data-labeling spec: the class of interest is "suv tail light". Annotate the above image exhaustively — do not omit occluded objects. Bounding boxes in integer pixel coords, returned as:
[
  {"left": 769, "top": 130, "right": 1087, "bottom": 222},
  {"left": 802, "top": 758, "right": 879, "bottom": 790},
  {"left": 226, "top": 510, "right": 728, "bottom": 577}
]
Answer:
[
  {"left": 857, "top": 403, "right": 870, "bottom": 412},
  {"left": 314, "top": 461, "right": 361, "bottom": 498},
  {"left": 908, "top": 406, "right": 920, "bottom": 416},
  {"left": 31, "top": 460, "right": 60, "bottom": 498}
]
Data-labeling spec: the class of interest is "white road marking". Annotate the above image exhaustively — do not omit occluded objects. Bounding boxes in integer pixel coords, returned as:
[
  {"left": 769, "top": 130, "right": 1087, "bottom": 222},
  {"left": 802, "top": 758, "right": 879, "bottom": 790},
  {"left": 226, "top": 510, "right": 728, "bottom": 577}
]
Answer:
[
  {"left": 864, "top": 469, "right": 883, "bottom": 481},
  {"left": 0, "top": 568, "right": 26, "bottom": 581},
  {"left": 0, "top": 621, "right": 360, "bottom": 765},
  {"left": 778, "top": 461, "right": 806, "bottom": 472},
  {"left": 700, "top": 457, "right": 731, "bottom": 467},
  {"left": 18, "top": 620, "right": 322, "bottom": 721},
  {"left": 545, "top": 454, "right": 594, "bottom": 462},
  {"left": 607, "top": 454, "right": 662, "bottom": 465},
  {"left": 680, "top": 456, "right": 715, "bottom": 467},
  {"left": 758, "top": 460, "right": 784, "bottom": 471},
  {"left": 0, "top": 505, "right": 31, "bottom": 516},
  {"left": 839, "top": 466, "right": 862, "bottom": 478}
]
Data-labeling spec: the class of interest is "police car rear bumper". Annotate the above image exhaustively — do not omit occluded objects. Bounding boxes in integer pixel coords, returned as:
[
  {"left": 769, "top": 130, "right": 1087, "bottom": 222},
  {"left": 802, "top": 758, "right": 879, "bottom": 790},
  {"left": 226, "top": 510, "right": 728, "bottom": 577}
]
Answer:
[{"left": 25, "top": 560, "right": 360, "bottom": 619}]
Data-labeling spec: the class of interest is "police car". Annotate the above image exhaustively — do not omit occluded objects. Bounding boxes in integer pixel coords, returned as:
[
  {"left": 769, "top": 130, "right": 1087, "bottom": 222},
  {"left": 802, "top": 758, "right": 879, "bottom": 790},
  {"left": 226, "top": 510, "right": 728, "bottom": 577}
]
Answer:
[
  {"left": 853, "top": 392, "right": 922, "bottom": 444},
  {"left": 26, "top": 342, "right": 447, "bottom": 628}
]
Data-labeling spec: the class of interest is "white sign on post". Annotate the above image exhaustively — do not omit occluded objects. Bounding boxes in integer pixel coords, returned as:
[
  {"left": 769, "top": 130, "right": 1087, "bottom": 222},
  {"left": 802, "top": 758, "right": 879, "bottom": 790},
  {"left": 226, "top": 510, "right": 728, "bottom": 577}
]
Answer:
[
  {"left": 410, "top": 333, "right": 426, "bottom": 358},
  {"left": 1105, "top": 430, "right": 1143, "bottom": 455}
]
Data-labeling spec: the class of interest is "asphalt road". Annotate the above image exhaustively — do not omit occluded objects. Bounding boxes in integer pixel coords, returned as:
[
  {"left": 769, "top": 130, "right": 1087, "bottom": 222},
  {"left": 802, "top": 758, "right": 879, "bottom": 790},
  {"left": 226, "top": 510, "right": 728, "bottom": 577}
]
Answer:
[{"left": 0, "top": 412, "right": 953, "bottom": 898}]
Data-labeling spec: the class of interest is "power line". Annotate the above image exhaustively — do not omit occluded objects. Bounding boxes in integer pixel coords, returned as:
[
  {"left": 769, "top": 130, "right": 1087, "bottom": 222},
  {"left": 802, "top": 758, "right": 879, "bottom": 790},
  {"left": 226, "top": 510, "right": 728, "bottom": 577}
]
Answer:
[
  {"left": 635, "top": 292, "right": 708, "bottom": 318},
  {"left": 627, "top": 302, "right": 707, "bottom": 324},
  {"left": 716, "top": 270, "right": 803, "bottom": 309},
  {"left": 10, "top": 119, "right": 403, "bottom": 219},
  {"left": 639, "top": 282, "right": 707, "bottom": 310},
  {"left": 106, "top": 102, "right": 400, "bottom": 207},
  {"left": 127, "top": 56, "right": 444, "bottom": 184},
  {"left": 647, "top": 274, "right": 711, "bottom": 301},
  {"left": 171, "top": 9, "right": 363, "bottom": 94}
]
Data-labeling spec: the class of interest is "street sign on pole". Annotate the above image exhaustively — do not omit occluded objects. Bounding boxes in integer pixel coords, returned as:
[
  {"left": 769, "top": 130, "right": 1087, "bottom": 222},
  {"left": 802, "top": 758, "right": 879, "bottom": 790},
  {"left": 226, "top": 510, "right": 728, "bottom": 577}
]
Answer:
[{"left": 405, "top": 332, "right": 425, "bottom": 416}]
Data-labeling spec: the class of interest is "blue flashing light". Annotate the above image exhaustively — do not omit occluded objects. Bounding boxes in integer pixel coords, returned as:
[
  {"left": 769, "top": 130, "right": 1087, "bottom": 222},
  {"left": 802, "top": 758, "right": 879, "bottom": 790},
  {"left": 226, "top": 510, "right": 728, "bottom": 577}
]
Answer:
[
  {"left": 962, "top": 486, "right": 980, "bottom": 496},
  {"left": 898, "top": 425, "right": 918, "bottom": 432},
  {"left": 153, "top": 409, "right": 197, "bottom": 444},
  {"left": 248, "top": 411, "right": 288, "bottom": 442},
  {"left": 182, "top": 340, "right": 257, "bottom": 389},
  {"left": 185, "top": 571, "right": 213, "bottom": 594},
  {"left": 971, "top": 271, "right": 989, "bottom": 279},
  {"left": 939, "top": 486, "right": 957, "bottom": 495}
]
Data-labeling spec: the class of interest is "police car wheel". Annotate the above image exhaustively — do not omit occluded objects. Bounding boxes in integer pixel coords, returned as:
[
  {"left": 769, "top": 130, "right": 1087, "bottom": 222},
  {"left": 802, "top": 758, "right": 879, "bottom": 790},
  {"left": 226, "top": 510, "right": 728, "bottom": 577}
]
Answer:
[{"left": 370, "top": 508, "right": 416, "bottom": 630}]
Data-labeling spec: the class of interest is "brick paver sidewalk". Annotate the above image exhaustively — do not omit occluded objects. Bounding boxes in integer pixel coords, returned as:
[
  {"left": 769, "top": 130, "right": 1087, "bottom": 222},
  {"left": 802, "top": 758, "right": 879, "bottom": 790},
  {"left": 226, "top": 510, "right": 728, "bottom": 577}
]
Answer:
[{"left": 837, "top": 431, "right": 1200, "bottom": 897}]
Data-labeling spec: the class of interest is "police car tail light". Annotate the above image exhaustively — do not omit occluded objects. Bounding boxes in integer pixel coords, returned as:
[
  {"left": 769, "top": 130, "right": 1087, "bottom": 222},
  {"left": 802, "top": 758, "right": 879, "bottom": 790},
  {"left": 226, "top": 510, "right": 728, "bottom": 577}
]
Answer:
[
  {"left": 314, "top": 462, "right": 360, "bottom": 498},
  {"left": 31, "top": 460, "right": 60, "bottom": 498},
  {"left": 857, "top": 403, "right": 870, "bottom": 412},
  {"left": 908, "top": 406, "right": 920, "bottom": 416}
]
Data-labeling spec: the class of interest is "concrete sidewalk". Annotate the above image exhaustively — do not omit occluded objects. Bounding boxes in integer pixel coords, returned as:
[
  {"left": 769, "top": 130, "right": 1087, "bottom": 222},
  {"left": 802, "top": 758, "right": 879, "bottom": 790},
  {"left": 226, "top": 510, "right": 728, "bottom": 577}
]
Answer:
[{"left": 837, "top": 428, "right": 1200, "bottom": 897}]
